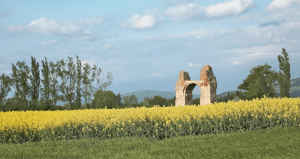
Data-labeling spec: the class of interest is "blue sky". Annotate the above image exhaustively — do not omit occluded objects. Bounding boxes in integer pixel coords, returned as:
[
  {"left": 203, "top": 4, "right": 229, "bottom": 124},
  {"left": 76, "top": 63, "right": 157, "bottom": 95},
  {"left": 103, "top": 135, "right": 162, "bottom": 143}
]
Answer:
[{"left": 1, "top": 0, "right": 300, "bottom": 104}]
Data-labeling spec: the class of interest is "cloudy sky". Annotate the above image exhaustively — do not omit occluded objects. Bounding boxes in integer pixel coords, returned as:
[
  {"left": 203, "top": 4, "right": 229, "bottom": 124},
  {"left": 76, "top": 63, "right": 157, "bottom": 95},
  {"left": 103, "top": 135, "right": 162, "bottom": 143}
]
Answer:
[{"left": 0, "top": 0, "right": 300, "bottom": 104}]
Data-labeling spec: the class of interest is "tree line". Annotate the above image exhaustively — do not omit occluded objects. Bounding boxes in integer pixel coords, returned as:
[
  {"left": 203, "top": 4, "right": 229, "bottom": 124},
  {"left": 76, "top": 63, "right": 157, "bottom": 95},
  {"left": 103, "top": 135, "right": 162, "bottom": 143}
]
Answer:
[
  {"left": 0, "top": 55, "right": 115, "bottom": 112},
  {"left": 0, "top": 48, "right": 292, "bottom": 111}
]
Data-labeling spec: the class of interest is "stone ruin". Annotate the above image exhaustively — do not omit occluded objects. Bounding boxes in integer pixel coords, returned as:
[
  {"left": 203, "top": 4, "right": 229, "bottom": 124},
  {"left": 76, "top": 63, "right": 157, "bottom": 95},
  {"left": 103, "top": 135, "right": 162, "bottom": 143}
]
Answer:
[{"left": 175, "top": 65, "right": 218, "bottom": 107}]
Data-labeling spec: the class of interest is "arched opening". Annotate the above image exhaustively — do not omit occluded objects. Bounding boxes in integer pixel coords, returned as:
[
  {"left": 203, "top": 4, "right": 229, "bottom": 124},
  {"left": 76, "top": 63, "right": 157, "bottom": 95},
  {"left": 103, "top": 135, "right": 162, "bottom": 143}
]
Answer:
[{"left": 183, "top": 83, "right": 201, "bottom": 106}]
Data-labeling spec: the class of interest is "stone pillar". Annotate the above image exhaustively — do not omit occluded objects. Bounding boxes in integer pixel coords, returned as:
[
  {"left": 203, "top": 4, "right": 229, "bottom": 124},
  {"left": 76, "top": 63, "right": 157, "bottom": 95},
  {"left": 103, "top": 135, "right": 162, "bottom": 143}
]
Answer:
[
  {"left": 175, "top": 71, "right": 191, "bottom": 107},
  {"left": 200, "top": 65, "right": 218, "bottom": 105}
]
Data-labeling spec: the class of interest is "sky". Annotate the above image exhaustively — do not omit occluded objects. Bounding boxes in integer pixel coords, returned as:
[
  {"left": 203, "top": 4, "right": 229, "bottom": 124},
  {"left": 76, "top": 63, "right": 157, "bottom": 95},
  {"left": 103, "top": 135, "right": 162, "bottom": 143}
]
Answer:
[{"left": 0, "top": 0, "right": 300, "bottom": 105}]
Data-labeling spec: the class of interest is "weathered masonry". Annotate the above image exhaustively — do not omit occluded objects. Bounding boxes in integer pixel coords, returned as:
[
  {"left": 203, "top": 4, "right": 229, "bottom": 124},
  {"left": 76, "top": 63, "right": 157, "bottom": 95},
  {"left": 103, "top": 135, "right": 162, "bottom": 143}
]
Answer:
[{"left": 175, "top": 65, "right": 217, "bottom": 107}]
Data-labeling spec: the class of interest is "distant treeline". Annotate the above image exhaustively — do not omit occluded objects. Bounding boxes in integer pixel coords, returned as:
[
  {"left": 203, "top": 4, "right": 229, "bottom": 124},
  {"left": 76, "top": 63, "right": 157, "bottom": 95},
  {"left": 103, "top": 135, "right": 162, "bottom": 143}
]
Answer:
[{"left": 0, "top": 48, "right": 292, "bottom": 112}]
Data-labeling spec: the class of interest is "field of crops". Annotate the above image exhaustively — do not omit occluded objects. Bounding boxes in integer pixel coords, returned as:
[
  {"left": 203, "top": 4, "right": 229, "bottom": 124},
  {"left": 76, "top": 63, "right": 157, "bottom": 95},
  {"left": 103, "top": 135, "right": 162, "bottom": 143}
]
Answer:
[{"left": 1, "top": 95, "right": 300, "bottom": 145}]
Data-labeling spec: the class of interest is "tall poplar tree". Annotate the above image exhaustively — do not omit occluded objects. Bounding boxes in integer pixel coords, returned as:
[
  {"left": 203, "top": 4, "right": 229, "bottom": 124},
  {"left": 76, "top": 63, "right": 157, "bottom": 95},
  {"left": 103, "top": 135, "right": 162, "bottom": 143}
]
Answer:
[
  {"left": 41, "top": 57, "right": 52, "bottom": 110},
  {"left": 11, "top": 61, "right": 31, "bottom": 110},
  {"left": 277, "top": 48, "right": 291, "bottom": 99},
  {"left": 29, "top": 56, "right": 40, "bottom": 110},
  {"left": 57, "top": 57, "right": 77, "bottom": 109},
  {"left": 56, "top": 58, "right": 67, "bottom": 105},
  {"left": 0, "top": 73, "right": 13, "bottom": 109},
  {"left": 75, "top": 55, "right": 83, "bottom": 109},
  {"left": 49, "top": 61, "right": 60, "bottom": 106},
  {"left": 81, "top": 63, "right": 98, "bottom": 109}
]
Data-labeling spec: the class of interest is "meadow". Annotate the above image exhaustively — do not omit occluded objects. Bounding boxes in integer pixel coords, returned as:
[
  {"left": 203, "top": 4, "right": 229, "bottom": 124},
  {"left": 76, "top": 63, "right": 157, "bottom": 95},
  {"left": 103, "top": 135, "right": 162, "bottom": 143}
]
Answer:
[{"left": 0, "top": 95, "right": 300, "bottom": 159}]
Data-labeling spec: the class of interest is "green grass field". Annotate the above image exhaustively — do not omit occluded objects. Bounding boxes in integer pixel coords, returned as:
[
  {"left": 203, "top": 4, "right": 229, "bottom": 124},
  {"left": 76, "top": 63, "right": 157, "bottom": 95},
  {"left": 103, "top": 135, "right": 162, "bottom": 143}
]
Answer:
[{"left": 0, "top": 125, "right": 299, "bottom": 159}]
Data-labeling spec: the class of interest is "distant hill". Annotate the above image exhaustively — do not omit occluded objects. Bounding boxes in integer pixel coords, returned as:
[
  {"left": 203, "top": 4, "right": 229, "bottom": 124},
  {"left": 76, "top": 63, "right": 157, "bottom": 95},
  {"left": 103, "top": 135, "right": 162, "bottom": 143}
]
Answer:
[{"left": 120, "top": 77, "right": 300, "bottom": 103}]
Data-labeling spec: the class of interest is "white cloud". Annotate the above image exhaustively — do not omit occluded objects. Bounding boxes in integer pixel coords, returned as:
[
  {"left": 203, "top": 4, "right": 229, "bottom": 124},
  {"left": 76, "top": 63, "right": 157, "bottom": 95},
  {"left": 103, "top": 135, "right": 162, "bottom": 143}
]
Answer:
[
  {"left": 103, "top": 44, "right": 111, "bottom": 49},
  {"left": 281, "top": 21, "right": 300, "bottom": 30},
  {"left": 40, "top": 40, "right": 56, "bottom": 46},
  {"left": 266, "top": 0, "right": 300, "bottom": 12},
  {"left": 272, "top": 37, "right": 287, "bottom": 43},
  {"left": 232, "top": 13, "right": 261, "bottom": 23},
  {"left": 188, "top": 63, "right": 202, "bottom": 67},
  {"left": 144, "top": 30, "right": 208, "bottom": 40},
  {"left": 120, "top": 9, "right": 164, "bottom": 29},
  {"left": 163, "top": 3, "right": 206, "bottom": 22},
  {"left": 76, "top": 17, "right": 105, "bottom": 26},
  {"left": 83, "top": 30, "right": 91, "bottom": 34},
  {"left": 162, "top": 0, "right": 255, "bottom": 22},
  {"left": 206, "top": 0, "right": 255, "bottom": 18},
  {"left": 7, "top": 17, "right": 81, "bottom": 35},
  {"left": 219, "top": 44, "right": 281, "bottom": 54},
  {"left": 218, "top": 44, "right": 290, "bottom": 65},
  {"left": 230, "top": 61, "right": 244, "bottom": 65},
  {"left": 120, "top": 14, "right": 155, "bottom": 29},
  {"left": 134, "top": 15, "right": 155, "bottom": 28},
  {"left": 6, "top": 16, "right": 106, "bottom": 36}
]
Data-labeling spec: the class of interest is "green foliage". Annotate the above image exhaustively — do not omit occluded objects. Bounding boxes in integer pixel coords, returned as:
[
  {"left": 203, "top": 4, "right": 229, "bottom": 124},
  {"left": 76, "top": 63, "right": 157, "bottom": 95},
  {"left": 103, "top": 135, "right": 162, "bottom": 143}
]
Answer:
[
  {"left": 0, "top": 73, "right": 13, "bottom": 110},
  {"left": 1, "top": 55, "right": 115, "bottom": 112},
  {"left": 29, "top": 56, "right": 41, "bottom": 110},
  {"left": 91, "top": 89, "right": 116, "bottom": 109},
  {"left": 48, "top": 61, "right": 60, "bottom": 107},
  {"left": 75, "top": 55, "right": 83, "bottom": 109},
  {"left": 10, "top": 61, "right": 31, "bottom": 111},
  {"left": 238, "top": 62, "right": 280, "bottom": 101},
  {"left": 193, "top": 97, "right": 200, "bottom": 105},
  {"left": 41, "top": 56, "right": 52, "bottom": 110},
  {"left": 278, "top": 48, "right": 291, "bottom": 98},
  {"left": 115, "top": 93, "right": 122, "bottom": 107}
]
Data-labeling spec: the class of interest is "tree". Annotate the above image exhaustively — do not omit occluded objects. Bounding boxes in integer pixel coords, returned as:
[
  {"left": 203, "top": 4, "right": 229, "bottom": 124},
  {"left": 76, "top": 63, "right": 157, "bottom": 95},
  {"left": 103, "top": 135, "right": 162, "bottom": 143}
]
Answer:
[
  {"left": 66, "top": 57, "right": 77, "bottom": 109},
  {"left": 122, "top": 96, "right": 131, "bottom": 108},
  {"left": 49, "top": 61, "right": 60, "bottom": 106},
  {"left": 75, "top": 55, "right": 83, "bottom": 109},
  {"left": 91, "top": 71, "right": 114, "bottom": 109},
  {"left": 277, "top": 48, "right": 291, "bottom": 99},
  {"left": 56, "top": 58, "right": 68, "bottom": 106},
  {"left": 150, "top": 95, "right": 167, "bottom": 107},
  {"left": 0, "top": 73, "right": 13, "bottom": 110},
  {"left": 129, "top": 95, "right": 138, "bottom": 107},
  {"left": 81, "top": 63, "right": 98, "bottom": 109},
  {"left": 41, "top": 57, "right": 52, "bottom": 110},
  {"left": 91, "top": 90, "right": 116, "bottom": 109},
  {"left": 102, "top": 90, "right": 116, "bottom": 109},
  {"left": 142, "top": 100, "right": 150, "bottom": 107},
  {"left": 193, "top": 97, "right": 200, "bottom": 106},
  {"left": 238, "top": 63, "right": 279, "bottom": 101},
  {"left": 226, "top": 92, "right": 231, "bottom": 103},
  {"left": 11, "top": 61, "right": 31, "bottom": 110},
  {"left": 29, "top": 56, "right": 40, "bottom": 110},
  {"left": 115, "top": 93, "right": 122, "bottom": 107},
  {"left": 237, "top": 89, "right": 248, "bottom": 101},
  {"left": 56, "top": 57, "right": 77, "bottom": 109}
]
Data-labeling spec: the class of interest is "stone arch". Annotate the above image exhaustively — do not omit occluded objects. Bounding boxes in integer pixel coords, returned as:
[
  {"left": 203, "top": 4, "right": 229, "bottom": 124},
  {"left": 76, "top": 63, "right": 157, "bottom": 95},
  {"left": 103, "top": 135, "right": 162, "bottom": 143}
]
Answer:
[{"left": 175, "top": 65, "right": 217, "bottom": 107}]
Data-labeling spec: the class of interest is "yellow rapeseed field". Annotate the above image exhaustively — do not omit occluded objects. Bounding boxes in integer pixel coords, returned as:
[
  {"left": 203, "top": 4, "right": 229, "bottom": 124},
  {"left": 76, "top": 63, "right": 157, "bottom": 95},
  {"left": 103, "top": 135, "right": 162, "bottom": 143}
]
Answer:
[{"left": 1, "top": 95, "right": 300, "bottom": 144}]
